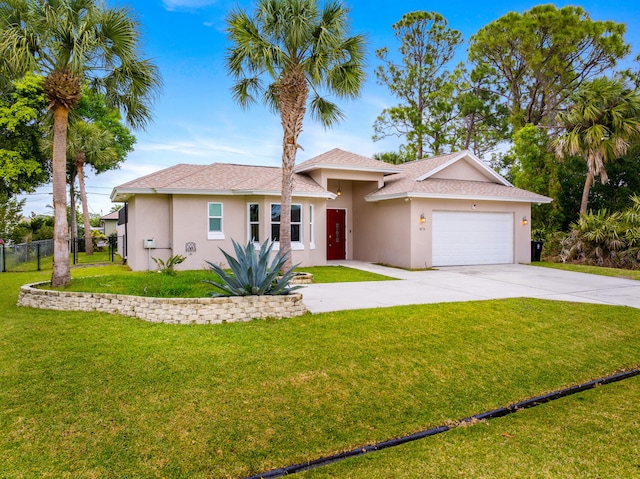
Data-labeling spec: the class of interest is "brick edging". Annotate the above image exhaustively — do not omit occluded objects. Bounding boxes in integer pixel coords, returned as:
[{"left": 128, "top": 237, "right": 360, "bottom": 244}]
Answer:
[{"left": 17, "top": 282, "right": 307, "bottom": 324}]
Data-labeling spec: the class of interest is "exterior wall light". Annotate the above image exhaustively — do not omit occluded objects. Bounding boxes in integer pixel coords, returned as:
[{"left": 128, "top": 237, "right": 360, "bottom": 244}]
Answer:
[
  {"left": 522, "top": 216, "right": 528, "bottom": 226},
  {"left": 337, "top": 181, "right": 341, "bottom": 196},
  {"left": 419, "top": 213, "right": 426, "bottom": 224}
]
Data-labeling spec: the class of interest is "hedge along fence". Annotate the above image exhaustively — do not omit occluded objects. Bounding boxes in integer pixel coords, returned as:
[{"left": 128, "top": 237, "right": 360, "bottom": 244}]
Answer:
[{"left": 17, "top": 282, "right": 307, "bottom": 324}]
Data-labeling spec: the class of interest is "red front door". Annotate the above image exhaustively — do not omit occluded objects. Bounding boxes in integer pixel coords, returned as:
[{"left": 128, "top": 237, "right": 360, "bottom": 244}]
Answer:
[{"left": 327, "top": 209, "right": 346, "bottom": 260}]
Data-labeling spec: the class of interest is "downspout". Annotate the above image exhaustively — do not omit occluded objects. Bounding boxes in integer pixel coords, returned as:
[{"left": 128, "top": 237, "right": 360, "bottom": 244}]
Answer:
[{"left": 123, "top": 202, "right": 128, "bottom": 264}]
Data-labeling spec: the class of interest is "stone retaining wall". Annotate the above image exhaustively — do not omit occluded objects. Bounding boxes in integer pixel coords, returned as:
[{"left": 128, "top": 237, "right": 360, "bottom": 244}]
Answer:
[{"left": 18, "top": 282, "right": 307, "bottom": 324}]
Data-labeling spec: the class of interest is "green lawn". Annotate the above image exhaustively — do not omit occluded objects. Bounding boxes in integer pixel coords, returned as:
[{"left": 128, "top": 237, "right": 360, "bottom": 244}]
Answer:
[
  {"left": 1, "top": 267, "right": 639, "bottom": 478},
  {"left": 534, "top": 261, "right": 640, "bottom": 280},
  {"left": 46, "top": 265, "right": 396, "bottom": 298},
  {"left": 301, "top": 375, "right": 640, "bottom": 478},
  {"left": 296, "top": 265, "right": 397, "bottom": 283}
]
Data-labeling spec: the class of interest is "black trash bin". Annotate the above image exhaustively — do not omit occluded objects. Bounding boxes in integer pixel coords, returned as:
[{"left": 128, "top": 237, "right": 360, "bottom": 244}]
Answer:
[{"left": 531, "top": 241, "right": 543, "bottom": 262}]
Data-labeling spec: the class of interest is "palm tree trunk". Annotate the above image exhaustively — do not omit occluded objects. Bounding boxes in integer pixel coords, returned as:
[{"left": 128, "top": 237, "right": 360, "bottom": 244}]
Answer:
[
  {"left": 278, "top": 70, "right": 308, "bottom": 271},
  {"left": 580, "top": 170, "right": 594, "bottom": 214},
  {"left": 69, "top": 168, "right": 78, "bottom": 245},
  {"left": 76, "top": 153, "right": 93, "bottom": 255},
  {"left": 51, "top": 106, "right": 71, "bottom": 287}
]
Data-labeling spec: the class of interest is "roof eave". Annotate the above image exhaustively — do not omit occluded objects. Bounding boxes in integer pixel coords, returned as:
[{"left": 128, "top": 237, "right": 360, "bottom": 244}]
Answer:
[
  {"left": 111, "top": 187, "right": 335, "bottom": 200},
  {"left": 365, "top": 192, "right": 553, "bottom": 203},
  {"left": 294, "top": 163, "right": 402, "bottom": 175}
]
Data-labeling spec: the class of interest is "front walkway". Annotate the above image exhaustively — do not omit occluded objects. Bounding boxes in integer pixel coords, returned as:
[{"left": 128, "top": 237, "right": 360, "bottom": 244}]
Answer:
[{"left": 300, "top": 261, "right": 640, "bottom": 313}]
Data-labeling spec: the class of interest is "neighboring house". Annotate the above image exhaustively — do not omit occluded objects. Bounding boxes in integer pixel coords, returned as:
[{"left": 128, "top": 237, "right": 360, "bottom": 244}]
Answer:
[
  {"left": 100, "top": 210, "right": 120, "bottom": 237},
  {"left": 110, "top": 149, "right": 551, "bottom": 271}
]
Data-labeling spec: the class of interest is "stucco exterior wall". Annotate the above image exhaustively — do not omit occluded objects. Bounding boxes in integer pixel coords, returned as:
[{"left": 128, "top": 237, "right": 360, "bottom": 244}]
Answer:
[
  {"left": 431, "top": 161, "right": 493, "bottom": 182},
  {"left": 352, "top": 183, "right": 413, "bottom": 268},
  {"left": 103, "top": 219, "right": 118, "bottom": 237},
  {"left": 126, "top": 195, "right": 172, "bottom": 272},
  {"left": 125, "top": 194, "right": 327, "bottom": 271},
  {"left": 308, "top": 168, "right": 384, "bottom": 190},
  {"left": 349, "top": 194, "right": 531, "bottom": 269}
]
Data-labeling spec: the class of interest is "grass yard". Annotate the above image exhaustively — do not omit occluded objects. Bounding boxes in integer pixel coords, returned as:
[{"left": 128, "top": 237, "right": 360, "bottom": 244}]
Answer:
[
  {"left": 47, "top": 264, "right": 396, "bottom": 297},
  {"left": 1, "top": 266, "right": 639, "bottom": 478},
  {"left": 295, "top": 265, "right": 397, "bottom": 283},
  {"left": 301, "top": 375, "right": 640, "bottom": 478},
  {"left": 534, "top": 261, "right": 640, "bottom": 281}
]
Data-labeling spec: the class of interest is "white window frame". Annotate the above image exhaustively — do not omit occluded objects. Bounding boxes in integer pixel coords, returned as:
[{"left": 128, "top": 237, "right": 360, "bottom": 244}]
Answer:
[
  {"left": 207, "top": 202, "right": 225, "bottom": 240},
  {"left": 270, "top": 203, "right": 304, "bottom": 250},
  {"left": 309, "top": 204, "right": 315, "bottom": 250},
  {"left": 248, "top": 203, "right": 260, "bottom": 243}
]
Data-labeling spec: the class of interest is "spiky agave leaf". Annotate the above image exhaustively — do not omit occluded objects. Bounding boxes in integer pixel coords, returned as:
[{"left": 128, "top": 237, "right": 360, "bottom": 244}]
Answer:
[{"left": 203, "top": 239, "right": 301, "bottom": 297}]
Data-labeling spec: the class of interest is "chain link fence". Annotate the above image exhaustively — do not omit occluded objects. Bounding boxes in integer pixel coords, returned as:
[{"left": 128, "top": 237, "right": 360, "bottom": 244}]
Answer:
[{"left": 1, "top": 235, "right": 125, "bottom": 272}]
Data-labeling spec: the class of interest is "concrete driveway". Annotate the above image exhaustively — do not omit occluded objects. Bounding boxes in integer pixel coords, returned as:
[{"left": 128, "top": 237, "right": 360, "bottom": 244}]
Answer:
[{"left": 301, "top": 262, "right": 640, "bottom": 313}]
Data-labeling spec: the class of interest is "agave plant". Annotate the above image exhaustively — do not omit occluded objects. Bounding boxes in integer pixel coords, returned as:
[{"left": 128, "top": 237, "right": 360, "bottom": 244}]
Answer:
[{"left": 204, "top": 240, "right": 302, "bottom": 297}]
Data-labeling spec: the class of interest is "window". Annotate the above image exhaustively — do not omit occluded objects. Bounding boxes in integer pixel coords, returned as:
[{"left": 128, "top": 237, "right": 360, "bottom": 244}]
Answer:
[
  {"left": 208, "top": 202, "right": 224, "bottom": 240},
  {"left": 271, "top": 203, "right": 302, "bottom": 243},
  {"left": 248, "top": 203, "right": 260, "bottom": 242}
]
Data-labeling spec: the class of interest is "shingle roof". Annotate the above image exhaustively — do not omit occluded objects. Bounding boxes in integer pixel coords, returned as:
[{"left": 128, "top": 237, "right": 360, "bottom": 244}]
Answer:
[
  {"left": 100, "top": 210, "right": 120, "bottom": 220},
  {"left": 111, "top": 149, "right": 552, "bottom": 204},
  {"left": 111, "top": 163, "right": 329, "bottom": 201},
  {"left": 295, "top": 148, "right": 402, "bottom": 174},
  {"left": 366, "top": 152, "right": 552, "bottom": 203}
]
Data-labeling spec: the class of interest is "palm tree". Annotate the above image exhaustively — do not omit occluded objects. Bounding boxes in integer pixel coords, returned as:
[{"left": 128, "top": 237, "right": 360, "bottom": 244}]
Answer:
[
  {"left": 0, "top": 0, "right": 160, "bottom": 286},
  {"left": 226, "top": 0, "right": 365, "bottom": 269},
  {"left": 67, "top": 121, "right": 118, "bottom": 255},
  {"left": 554, "top": 77, "right": 640, "bottom": 214}
]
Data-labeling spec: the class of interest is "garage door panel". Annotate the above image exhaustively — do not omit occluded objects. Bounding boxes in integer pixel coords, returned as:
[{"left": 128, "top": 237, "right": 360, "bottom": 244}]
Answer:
[{"left": 432, "top": 212, "right": 513, "bottom": 266}]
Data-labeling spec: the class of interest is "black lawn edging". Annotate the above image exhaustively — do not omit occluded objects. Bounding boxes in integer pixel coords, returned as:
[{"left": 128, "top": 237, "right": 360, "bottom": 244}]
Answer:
[{"left": 243, "top": 368, "right": 640, "bottom": 479}]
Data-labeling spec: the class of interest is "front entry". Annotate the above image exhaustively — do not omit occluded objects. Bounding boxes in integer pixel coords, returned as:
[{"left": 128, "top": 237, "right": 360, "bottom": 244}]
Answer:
[{"left": 326, "top": 209, "right": 346, "bottom": 260}]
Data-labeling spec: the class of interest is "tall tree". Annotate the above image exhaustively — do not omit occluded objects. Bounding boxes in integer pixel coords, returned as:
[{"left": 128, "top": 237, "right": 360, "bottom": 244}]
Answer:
[
  {"left": 503, "top": 125, "right": 563, "bottom": 232},
  {"left": 69, "top": 88, "right": 135, "bottom": 255},
  {"left": 554, "top": 77, "right": 640, "bottom": 214},
  {"left": 373, "top": 11, "right": 462, "bottom": 159},
  {"left": 456, "top": 64, "right": 509, "bottom": 157},
  {"left": 0, "top": 0, "right": 160, "bottom": 287},
  {"left": 469, "top": 5, "right": 629, "bottom": 130},
  {"left": 0, "top": 194, "right": 25, "bottom": 243},
  {"left": 67, "top": 121, "right": 118, "bottom": 255},
  {"left": 0, "top": 73, "right": 49, "bottom": 197},
  {"left": 226, "top": 0, "right": 365, "bottom": 269}
]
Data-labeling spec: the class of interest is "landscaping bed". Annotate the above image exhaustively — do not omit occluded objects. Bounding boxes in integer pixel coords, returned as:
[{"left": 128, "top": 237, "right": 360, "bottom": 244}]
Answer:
[{"left": 18, "top": 281, "right": 306, "bottom": 324}]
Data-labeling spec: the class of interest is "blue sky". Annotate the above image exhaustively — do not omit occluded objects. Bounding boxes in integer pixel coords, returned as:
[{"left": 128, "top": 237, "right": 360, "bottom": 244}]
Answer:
[{"left": 18, "top": 0, "right": 640, "bottom": 216}]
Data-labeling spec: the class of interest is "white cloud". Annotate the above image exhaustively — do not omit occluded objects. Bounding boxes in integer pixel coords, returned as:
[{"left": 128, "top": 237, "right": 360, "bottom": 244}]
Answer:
[{"left": 162, "top": 0, "right": 218, "bottom": 12}]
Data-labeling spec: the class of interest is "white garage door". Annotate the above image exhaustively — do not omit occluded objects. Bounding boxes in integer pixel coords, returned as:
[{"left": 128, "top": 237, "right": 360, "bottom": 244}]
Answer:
[{"left": 432, "top": 212, "right": 514, "bottom": 266}]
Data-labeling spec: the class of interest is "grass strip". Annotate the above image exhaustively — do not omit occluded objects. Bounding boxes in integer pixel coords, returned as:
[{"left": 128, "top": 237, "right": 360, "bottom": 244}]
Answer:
[{"left": 533, "top": 261, "right": 640, "bottom": 280}]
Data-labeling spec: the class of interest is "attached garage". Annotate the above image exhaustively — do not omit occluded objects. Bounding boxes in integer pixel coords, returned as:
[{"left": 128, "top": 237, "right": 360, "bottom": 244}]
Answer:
[{"left": 432, "top": 211, "right": 514, "bottom": 266}]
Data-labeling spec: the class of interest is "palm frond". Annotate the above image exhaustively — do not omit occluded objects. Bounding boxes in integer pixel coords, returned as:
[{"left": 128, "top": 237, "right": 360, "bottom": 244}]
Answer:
[{"left": 309, "top": 93, "right": 344, "bottom": 128}]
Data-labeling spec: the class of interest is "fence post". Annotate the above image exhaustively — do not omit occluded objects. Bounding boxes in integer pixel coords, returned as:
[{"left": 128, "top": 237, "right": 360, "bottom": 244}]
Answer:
[
  {"left": 37, "top": 242, "right": 41, "bottom": 271},
  {"left": 1, "top": 243, "right": 4, "bottom": 273}
]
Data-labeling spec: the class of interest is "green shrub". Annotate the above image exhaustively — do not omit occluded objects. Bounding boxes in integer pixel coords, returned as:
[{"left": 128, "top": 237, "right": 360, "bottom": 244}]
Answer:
[
  {"left": 152, "top": 254, "right": 186, "bottom": 275},
  {"left": 204, "top": 240, "right": 302, "bottom": 296},
  {"left": 549, "top": 195, "right": 640, "bottom": 268}
]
